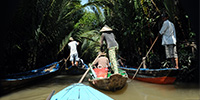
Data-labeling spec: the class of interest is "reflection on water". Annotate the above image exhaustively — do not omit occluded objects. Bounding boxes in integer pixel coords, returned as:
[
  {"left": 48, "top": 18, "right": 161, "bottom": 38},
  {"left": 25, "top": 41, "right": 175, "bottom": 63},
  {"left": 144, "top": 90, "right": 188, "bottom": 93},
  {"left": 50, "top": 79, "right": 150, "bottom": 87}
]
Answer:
[{"left": 0, "top": 75, "right": 199, "bottom": 100}]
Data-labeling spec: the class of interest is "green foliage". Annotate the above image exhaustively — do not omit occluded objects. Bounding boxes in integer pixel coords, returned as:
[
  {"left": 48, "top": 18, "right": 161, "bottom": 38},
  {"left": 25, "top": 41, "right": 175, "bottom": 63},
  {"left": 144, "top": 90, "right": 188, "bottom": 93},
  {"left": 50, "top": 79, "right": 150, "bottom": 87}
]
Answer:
[
  {"left": 72, "top": 11, "right": 103, "bottom": 62},
  {"left": 89, "top": 0, "right": 162, "bottom": 65},
  {"left": 3, "top": 0, "right": 84, "bottom": 73},
  {"left": 79, "top": 30, "right": 101, "bottom": 62},
  {"left": 74, "top": 11, "right": 100, "bottom": 31}
]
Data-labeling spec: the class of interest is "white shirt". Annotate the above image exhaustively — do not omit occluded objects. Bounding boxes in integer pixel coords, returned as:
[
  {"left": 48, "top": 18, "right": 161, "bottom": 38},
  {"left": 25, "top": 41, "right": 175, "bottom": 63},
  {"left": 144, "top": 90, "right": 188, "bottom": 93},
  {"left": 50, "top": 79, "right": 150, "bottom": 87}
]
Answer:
[
  {"left": 159, "top": 20, "right": 176, "bottom": 45},
  {"left": 68, "top": 41, "right": 78, "bottom": 55}
]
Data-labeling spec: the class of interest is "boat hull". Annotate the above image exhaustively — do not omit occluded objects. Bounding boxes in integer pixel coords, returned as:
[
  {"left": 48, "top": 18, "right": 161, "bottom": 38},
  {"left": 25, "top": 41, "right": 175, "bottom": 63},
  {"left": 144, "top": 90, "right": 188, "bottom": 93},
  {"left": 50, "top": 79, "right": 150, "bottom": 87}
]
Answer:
[
  {"left": 119, "top": 67, "right": 180, "bottom": 84},
  {"left": 89, "top": 68, "right": 128, "bottom": 91},
  {"left": 50, "top": 83, "right": 113, "bottom": 100},
  {"left": 0, "top": 62, "right": 61, "bottom": 94},
  {"left": 64, "top": 64, "right": 88, "bottom": 75},
  {"left": 133, "top": 76, "right": 176, "bottom": 84}
]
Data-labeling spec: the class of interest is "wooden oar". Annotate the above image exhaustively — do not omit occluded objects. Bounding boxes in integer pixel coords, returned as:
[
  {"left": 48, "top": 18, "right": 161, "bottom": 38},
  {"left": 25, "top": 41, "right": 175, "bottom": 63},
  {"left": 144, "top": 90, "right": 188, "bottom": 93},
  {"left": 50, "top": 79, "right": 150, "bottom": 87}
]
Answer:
[
  {"left": 132, "top": 36, "right": 159, "bottom": 80},
  {"left": 65, "top": 54, "right": 70, "bottom": 63},
  {"left": 78, "top": 53, "right": 101, "bottom": 83},
  {"left": 63, "top": 54, "right": 70, "bottom": 69},
  {"left": 46, "top": 90, "right": 55, "bottom": 100}
]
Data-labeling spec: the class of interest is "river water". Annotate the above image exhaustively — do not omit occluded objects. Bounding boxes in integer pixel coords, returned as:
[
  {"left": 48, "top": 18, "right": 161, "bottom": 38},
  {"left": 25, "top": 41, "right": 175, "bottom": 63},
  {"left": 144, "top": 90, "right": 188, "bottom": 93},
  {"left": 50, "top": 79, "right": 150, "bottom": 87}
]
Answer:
[{"left": 0, "top": 74, "right": 199, "bottom": 100}]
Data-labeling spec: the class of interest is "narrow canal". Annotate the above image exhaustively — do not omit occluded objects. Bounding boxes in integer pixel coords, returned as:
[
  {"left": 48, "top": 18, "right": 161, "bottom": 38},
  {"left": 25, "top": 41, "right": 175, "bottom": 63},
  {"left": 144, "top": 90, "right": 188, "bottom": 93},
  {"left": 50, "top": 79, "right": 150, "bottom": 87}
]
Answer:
[{"left": 0, "top": 74, "right": 199, "bottom": 100}]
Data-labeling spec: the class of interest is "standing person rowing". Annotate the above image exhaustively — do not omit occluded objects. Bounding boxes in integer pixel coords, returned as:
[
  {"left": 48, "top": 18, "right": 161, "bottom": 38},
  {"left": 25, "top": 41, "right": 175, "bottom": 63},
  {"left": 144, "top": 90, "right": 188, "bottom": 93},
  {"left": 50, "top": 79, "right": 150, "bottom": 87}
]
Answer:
[
  {"left": 100, "top": 25, "right": 119, "bottom": 74},
  {"left": 68, "top": 37, "right": 79, "bottom": 67},
  {"left": 159, "top": 13, "right": 179, "bottom": 69}
]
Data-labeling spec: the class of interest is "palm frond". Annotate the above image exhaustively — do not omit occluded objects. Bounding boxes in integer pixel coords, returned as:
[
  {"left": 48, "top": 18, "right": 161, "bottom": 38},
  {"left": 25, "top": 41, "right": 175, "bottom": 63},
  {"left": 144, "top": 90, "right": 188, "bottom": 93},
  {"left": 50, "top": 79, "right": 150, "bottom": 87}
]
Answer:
[{"left": 57, "top": 30, "right": 73, "bottom": 54}]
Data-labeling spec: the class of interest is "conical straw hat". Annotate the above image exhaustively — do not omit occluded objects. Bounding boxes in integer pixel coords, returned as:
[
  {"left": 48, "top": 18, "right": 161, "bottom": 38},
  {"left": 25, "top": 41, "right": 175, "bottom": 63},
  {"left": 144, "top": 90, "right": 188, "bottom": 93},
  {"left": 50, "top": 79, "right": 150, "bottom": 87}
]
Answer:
[
  {"left": 101, "top": 52, "right": 107, "bottom": 56},
  {"left": 100, "top": 25, "right": 113, "bottom": 32},
  {"left": 69, "top": 37, "right": 74, "bottom": 41},
  {"left": 98, "top": 52, "right": 107, "bottom": 56}
]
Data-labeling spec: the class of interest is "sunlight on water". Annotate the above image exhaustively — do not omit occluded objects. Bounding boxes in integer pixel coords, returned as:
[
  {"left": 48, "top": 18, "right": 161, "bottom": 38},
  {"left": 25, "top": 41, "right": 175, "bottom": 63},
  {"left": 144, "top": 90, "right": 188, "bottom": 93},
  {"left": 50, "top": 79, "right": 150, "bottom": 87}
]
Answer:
[{"left": 0, "top": 75, "right": 199, "bottom": 100}]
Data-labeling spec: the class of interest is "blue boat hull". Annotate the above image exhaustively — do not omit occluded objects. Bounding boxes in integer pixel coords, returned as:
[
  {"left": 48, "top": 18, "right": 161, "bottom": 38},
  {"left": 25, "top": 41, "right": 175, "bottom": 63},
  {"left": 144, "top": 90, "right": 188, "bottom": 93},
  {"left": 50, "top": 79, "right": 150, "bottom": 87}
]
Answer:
[
  {"left": 0, "top": 62, "right": 61, "bottom": 94},
  {"left": 50, "top": 83, "right": 113, "bottom": 100}
]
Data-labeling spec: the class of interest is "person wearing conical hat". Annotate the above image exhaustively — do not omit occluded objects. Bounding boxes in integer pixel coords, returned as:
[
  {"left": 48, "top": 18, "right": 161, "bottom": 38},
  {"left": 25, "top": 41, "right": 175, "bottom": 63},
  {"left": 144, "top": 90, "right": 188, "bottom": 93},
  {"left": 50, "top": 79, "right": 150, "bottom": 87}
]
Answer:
[
  {"left": 68, "top": 37, "right": 79, "bottom": 66},
  {"left": 100, "top": 25, "right": 119, "bottom": 74}
]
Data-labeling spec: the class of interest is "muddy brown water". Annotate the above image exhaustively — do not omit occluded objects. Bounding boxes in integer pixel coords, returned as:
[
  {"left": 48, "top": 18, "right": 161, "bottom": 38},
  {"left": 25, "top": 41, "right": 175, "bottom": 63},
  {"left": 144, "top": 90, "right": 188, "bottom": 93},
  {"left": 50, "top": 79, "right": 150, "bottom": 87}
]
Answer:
[{"left": 0, "top": 74, "right": 199, "bottom": 100}]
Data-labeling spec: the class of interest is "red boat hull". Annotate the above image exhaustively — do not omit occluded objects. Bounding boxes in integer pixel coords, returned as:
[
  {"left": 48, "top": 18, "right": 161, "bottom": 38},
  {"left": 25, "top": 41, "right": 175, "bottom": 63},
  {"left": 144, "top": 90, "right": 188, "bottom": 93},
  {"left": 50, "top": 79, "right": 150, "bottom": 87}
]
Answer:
[
  {"left": 129, "top": 76, "right": 176, "bottom": 84},
  {"left": 119, "top": 67, "right": 180, "bottom": 84}
]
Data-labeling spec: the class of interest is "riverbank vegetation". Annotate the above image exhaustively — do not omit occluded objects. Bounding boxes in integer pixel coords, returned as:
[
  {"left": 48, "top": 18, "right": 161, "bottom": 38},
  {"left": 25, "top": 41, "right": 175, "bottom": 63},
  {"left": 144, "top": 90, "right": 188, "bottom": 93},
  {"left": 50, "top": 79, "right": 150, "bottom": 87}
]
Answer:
[{"left": 1, "top": 0, "right": 198, "bottom": 83}]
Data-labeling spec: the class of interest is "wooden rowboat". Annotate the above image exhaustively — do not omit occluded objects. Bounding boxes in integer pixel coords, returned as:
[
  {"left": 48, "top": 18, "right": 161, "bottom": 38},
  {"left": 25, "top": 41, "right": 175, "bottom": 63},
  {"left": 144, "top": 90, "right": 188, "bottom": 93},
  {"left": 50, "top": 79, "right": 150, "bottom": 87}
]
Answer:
[
  {"left": 88, "top": 67, "right": 128, "bottom": 91},
  {"left": 50, "top": 83, "right": 113, "bottom": 100},
  {"left": 0, "top": 61, "right": 62, "bottom": 94},
  {"left": 119, "top": 67, "right": 181, "bottom": 84}
]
